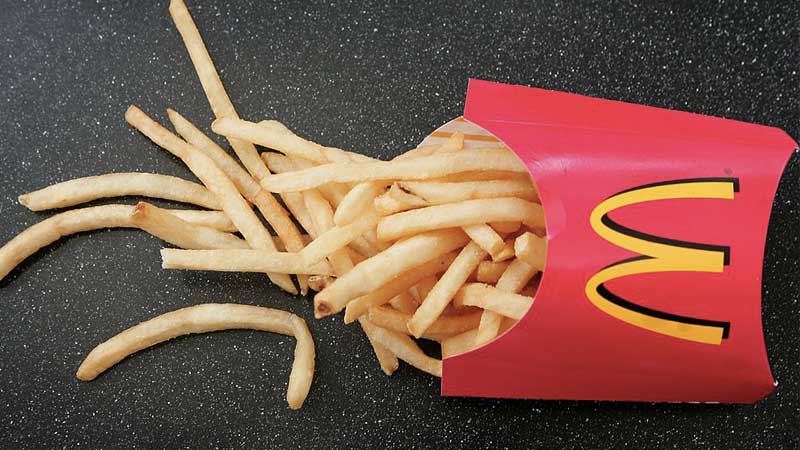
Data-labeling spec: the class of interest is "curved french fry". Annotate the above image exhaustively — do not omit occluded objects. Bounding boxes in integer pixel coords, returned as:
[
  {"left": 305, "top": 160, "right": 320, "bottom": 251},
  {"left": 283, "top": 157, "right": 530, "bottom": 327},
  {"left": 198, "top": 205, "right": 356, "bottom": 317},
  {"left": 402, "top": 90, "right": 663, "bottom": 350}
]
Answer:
[
  {"left": 76, "top": 303, "right": 315, "bottom": 409},
  {"left": 19, "top": 173, "right": 222, "bottom": 211}
]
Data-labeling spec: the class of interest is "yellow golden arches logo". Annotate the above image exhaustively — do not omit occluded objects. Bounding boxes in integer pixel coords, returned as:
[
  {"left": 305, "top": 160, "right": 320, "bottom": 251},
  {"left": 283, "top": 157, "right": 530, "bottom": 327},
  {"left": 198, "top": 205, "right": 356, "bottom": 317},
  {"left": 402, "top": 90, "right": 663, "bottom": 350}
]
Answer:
[{"left": 585, "top": 178, "right": 739, "bottom": 345}]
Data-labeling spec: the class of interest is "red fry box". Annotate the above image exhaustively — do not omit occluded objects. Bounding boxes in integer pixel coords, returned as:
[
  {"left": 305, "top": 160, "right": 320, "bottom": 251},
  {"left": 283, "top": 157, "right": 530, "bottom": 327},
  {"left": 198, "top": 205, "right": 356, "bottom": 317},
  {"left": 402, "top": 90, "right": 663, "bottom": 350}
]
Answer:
[{"left": 428, "top": 79, "right": 797, "bottom": 403}]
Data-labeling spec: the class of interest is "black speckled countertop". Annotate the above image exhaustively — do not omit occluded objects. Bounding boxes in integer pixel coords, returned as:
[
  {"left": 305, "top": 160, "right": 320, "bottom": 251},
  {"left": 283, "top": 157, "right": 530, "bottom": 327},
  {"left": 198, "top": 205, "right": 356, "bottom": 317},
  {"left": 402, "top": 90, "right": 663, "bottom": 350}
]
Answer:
[{"left": 0, "top": 1, "right": 797, "bottom": 449}]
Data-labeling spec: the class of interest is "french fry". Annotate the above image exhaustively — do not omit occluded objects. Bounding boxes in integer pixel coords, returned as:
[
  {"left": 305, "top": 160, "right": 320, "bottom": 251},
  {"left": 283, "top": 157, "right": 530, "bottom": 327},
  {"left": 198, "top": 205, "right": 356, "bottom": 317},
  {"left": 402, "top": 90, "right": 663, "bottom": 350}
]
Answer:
[
  {"left": 462, "top": 224, "right": 505, "bottom": 259},
  {"left": 214, "top": 118, "right": 327, "bottom": 164},
  {"left": 396, "top": 179, "right": 538, "bottom": 205},
  {"left": 370, "top": 306, "right": 480, "bottom": 340},
  {"left": 515, "top": 232, "right": 547, "bottom": 271},
  {"left": 125, "top": 105, "right": 296, "bottom": 294},
  {"left": 18, "top": 173, "right": 222, "bottom": 211},
  {"left": 169, "top": 113, "right": 307, "bottom": 280},
  {"left": 130, "top": 202, "right": 248, "bottom": 250},
  {"left": 476, "top": 260, "right": 512, "bottom": 284},
  {"left": 333, "top": 182, "right": 388, "bottom": 226},
  {"left": 475, "top": 258, "right": 538, "bottom": 346},
  {"left": 441, "top": 329, "right": 479, "bottom": 358},
  {"left": 168, "top": 209, "right": 238, "bottom": 232},
  {"left": 314, "top": 229, "right": 469, "bottom": 318},
  {"left": 490, "top": 221, "right": 522, "bottom": 234},
  {"left": 454, "top": 283, "right": 534, "bottom": 320},
  {"left": 298, "top": 212, "right": 380, "bottom": 266},
  {"left": 160, "top": 249, "right": 333, "bottom": 275},
  {"left": 76, "top": 303, "right": 314, "bottom": 409},
  {"left": 359, "top": 319, "right": 442, "bottom": 377},
  {"left": 168, "top": 109, "right": 261, "bottom": 198},
  {"left": 332, "top": 133, "right": 463, "bottom": 226},
  {"left": 388, "top": 292, "right": 419, "bottom": 315},
  {"left": 302, "top": 188, "right": 354, "bottom": 276},
  {"left": 0, "top": 204, "right": 251, "bottom": 282},
  {"left": 377, "top": 198, "right": 544, "bottom": 241},
  {"left": 343, "top": 252, "right": 458, "bottom": 323},
  {"left": 492, "top": 239, "right": 516, "bottom": 262},
  {"left": 374, "top": 183, "right": 428, "bottom": 215},
  {"left": 261, "top": 152, "right": 349, "bottom": 210},
  {"left": 169, "top": 0, "right": 270, "bottom": 181},
  {"left": 407, "top": 242, "right": 487, "bottom": 338},
  {"left": 260, "top": 148, "right": 527, "bottom": 193},
  {"left": 358, "top": 317, "right": 399, "bottom": 376}
]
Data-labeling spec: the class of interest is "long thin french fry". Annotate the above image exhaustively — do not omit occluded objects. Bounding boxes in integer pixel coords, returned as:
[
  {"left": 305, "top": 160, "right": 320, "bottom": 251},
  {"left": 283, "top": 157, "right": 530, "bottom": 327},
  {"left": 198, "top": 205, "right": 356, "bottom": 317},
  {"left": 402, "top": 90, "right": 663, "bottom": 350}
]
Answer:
[
  {"left": 359, "top": 319, "right": 442, "bottom": 377},
  {"left": 314, "top": 229, "right": 469, "bottom": 318},
  {"left": 397, "top": 179, "right": 538, "bottom": 204},
  {"left": 19, "top": 173, "right": 222, "bottom": 211},
  {"left": 369, "top": 306, "right": 480, "bottom": 340},
  {"left": 454, "top": 283, "right": 534, "bottom": 320},
  {"left": 407, "top": 241, "right": 487, "bottom": 338},
  {"left": 76, "top": 303, "right": 314, "bottom": 409},
  {"left": 261, "top": 148, "right": 526, "bottom": 193},
  {"left": 343, "top": 252, "right": 458, "bottom": 324},
  {"left": 160, "top": 249, "right": 333, "bottom": 275},
  {"left": 169, "top": 0, "right": 270, "bottom": 181},
  {"left": 377, "top": 198, "right": 544, "bottom": 241},
  {"left": 475, "top": 258, "right": 538, "bottom": 345},
  {"left": 131, "top": 202, "right": 248, "bottom": 250},
  {"left": 358, "top": 317, "right": 399, "bottom": 376},
  {"left": 167, "top": 209, "right": 238, "bottom": 232},
  {"left": 125, "top": 105, "right": 296, "bottom": 294}
]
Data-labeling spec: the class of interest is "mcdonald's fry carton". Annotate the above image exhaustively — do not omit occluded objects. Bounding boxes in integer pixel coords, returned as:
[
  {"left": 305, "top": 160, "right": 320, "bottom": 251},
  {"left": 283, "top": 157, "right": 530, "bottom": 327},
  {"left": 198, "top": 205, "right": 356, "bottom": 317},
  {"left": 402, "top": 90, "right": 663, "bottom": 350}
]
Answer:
[{"left": 427, "top": 79, "right": 797, "bottom": 403}]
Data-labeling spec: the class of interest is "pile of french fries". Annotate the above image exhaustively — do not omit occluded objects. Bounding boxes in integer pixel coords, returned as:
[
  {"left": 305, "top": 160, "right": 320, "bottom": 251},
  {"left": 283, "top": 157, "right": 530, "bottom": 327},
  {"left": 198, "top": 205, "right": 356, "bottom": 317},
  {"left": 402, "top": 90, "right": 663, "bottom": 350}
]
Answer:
[{"left": 0, "top": 0, "right": 546, "bottom": 409}]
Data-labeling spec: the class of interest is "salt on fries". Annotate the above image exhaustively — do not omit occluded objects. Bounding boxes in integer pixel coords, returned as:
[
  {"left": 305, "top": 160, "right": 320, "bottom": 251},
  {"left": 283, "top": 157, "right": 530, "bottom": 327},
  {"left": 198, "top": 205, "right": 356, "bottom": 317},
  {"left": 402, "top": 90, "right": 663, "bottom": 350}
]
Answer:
[
  {"left": 76, "top": 304, "right": 314, "bottom": 409},
  {"left": 0, "top": 0, "right": 546, "bottom": 409}
]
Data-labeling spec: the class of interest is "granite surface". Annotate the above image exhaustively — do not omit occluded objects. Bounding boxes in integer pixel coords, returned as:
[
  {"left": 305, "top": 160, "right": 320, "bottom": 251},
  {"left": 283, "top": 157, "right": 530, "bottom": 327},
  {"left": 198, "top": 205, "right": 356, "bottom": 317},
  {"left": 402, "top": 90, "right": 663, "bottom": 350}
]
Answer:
[{"left": 0, "top": 1, "right": 797, "bottom": 449}]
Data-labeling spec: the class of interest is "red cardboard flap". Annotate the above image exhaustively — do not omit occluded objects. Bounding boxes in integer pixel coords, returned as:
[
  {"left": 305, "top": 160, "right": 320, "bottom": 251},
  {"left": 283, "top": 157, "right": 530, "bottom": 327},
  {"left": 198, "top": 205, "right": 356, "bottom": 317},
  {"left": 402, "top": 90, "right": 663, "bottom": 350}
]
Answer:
[{"left": 440, "top": 79, "right": 797, "bottom": 403}]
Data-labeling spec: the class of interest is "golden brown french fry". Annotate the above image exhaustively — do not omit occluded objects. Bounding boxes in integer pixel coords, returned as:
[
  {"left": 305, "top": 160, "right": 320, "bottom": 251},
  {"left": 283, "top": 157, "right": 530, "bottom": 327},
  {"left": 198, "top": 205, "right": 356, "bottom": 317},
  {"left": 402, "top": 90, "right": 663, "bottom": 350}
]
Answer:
[
  {"left": 462, "top": 224, "right": 505, "bottom": 259},
  {"left": 515, "top": 232, "right": 547, "bottom": 271},
  {"left": 160, "top": 249, "right": 333, "bottom": 275},
  {"left": 18, "top": 173, "right": 222, "bottom": 211},
  {"left": 475, "top": 258, "right": 538, "bottom": 346},
  {"left": 476, "top": 260, "right": 512, "bottom": 284},
  {"left": 302, "top": 189, "right": 354, "bottom": 276},
  {"left": 332, "top": 133, "right": 463, "bottom": 226},
  {"left": 298, "top": 212, "right": 379, "bottom": 266},
  {"left": 370, "top": 306, "right": 480, "bottom": 340},
  {"left": 377, "top": 198, "right": 544, "bottom": 241},
  {"left": 125, "top": 105, "right": 296, "bottom": 294},
  {"left": 359, "top": 319, "right": 442, "bottom": 377},
  {"left": 441, "top": 329, "right": 479, "bottom": 358},
  {"left": 214, "top": 118, "right": 327, "bottom": 164},
  {"left": 342, "top": 252, "right": 458, "bottom": 324},
  {"left": 0, "top": 205, "right": 133, "bottom": 281},
  {"left": 314, "top": 229, "right": 469, "bottom": 318},
  {"left": 169, "top": 114, "right": 307, "bottom": 281},
  {"left": 490, "top": 221, "right": 522, "bottom": 234},
  {"left": 169, "top": 0, "right": 270, "bottom": 181},
  {"left": 407, "top": 242, "right": 486, "bottom": 338},
  {"left": 333, "top": 182, "right": 388, "bottom": 226},
  {"left": 130, "top": 202, "right": 248, "bottom": 250},
  {"left": 387, "top": 292, "right": 418, "bottom": 315},
  {"left": 261, "top": 152, "right": 348, "bottom": 210},
  {"left": 168, "top": 109, "right": 260, "bottom": 198},
  {"left": 260, "top": 148, "right": 526, "bottom": 193},
  {"left": 454, "top": 283, "right": 533, "bottom": 320},
  {"left": 396, "top": 179, "right": 538, "bottom": 205},
  {"left": 168, "top": 209, "right": 237, "bottom": 232},
  {"left": 492, "top": 239, "right": 516, "bottom": 262},
  {"left": 358, "top": 317, "right": 399, "bottom": 376},
  {"left": 0, "top": 204, "right": 251, "bottom": 282},
  {"left": 374, "top": 183, "right": 428, "bottom": 215},
  {"left": 76, "top": 303, "right": 314, "bottom": 409}
]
